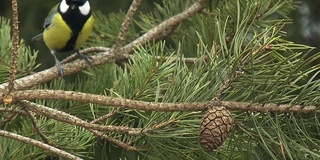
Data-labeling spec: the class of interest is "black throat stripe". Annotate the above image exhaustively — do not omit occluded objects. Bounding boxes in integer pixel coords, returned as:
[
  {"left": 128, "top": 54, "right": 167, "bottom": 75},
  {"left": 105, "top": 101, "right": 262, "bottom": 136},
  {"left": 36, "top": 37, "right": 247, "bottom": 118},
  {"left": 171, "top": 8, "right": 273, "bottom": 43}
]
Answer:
[{"left": 58, "top": 5, "right": 91, "bottom": 52}]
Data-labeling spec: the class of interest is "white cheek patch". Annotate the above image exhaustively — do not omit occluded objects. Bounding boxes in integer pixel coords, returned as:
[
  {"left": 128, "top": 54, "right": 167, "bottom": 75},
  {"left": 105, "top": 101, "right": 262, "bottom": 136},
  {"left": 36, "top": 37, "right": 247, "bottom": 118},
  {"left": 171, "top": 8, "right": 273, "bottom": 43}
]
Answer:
[
  {"left": 79, "top": 1, "right": 91, "bottom": 15},
  {"left": 59, "top": 0, "right": 69, "bottom": 13}
]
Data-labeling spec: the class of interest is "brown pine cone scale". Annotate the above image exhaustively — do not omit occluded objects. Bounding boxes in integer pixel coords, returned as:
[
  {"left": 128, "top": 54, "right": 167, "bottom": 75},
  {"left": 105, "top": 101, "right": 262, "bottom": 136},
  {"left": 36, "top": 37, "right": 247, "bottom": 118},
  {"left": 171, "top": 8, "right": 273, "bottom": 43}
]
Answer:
[{"left": 200, "top": 106, "right": 234, "bottom": 152}]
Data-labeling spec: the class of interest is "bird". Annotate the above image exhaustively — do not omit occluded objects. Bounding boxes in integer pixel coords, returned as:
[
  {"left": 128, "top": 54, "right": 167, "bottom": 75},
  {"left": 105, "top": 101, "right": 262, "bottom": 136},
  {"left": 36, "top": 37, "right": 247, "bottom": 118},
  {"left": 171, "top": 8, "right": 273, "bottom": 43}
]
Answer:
[{"left": 32, "top": 0, "right": 94, "bottom": 76}]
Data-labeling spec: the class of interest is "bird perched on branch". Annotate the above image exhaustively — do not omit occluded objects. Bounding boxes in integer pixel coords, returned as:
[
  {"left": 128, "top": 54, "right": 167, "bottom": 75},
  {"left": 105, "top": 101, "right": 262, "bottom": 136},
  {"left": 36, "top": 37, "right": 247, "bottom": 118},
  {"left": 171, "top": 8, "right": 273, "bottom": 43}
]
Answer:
[{"left": 32, "top": 0, "right": 94, "bottom": 76}]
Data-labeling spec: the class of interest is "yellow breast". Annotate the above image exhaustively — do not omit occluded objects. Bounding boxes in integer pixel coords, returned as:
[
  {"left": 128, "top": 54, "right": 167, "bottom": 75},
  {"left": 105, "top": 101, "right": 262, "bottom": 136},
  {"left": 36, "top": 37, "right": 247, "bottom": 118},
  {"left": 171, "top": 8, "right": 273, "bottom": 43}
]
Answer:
[
  {"left": 75, "top": 16, "right": 94, "bottom": 49},
  {"left": 43, "top": 14, "right": 94, "bottom": 52},
  {"left": 43, "top": 14, "right": 72, "bottom": 51}
]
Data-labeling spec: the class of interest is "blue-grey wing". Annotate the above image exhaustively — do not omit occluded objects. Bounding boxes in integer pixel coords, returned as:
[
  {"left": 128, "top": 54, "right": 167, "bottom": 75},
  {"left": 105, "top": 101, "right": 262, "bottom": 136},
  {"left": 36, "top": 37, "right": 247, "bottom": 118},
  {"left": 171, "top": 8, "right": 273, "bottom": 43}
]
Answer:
[
  {"left": 32, "top": 4, "right": 59, "bottom": 41},
  {"left": 43, "top": 4, "right": 59, "bottom": 29}
]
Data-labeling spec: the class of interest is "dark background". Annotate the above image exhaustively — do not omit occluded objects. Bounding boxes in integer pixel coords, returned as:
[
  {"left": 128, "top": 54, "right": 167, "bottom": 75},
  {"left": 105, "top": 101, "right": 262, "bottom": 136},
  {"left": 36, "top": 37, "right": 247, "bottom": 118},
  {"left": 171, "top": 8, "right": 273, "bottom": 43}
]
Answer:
[{"left": 0, "top": 0, "right": 320, "bottom": 70}]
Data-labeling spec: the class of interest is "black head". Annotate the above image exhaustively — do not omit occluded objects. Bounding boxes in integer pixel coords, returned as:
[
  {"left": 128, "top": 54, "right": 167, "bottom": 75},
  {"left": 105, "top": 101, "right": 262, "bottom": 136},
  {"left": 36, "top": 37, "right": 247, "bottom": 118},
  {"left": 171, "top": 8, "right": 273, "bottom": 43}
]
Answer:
[
  {"left": 59, "top": 0, "right": 91, "bottom": 14},
  {"left": 56, "top": 0, "right": 92, "bottom": 52},
  {"left": 65, "top": 0, "right": 87, "bottom": 9}
]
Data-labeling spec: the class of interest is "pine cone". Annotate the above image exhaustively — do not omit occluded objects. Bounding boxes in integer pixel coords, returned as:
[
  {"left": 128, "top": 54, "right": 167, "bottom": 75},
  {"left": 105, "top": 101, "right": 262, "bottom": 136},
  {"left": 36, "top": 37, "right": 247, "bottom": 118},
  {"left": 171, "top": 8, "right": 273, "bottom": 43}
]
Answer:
[{"left": 200, "top": 106, "right": 234, "bottom": 152}]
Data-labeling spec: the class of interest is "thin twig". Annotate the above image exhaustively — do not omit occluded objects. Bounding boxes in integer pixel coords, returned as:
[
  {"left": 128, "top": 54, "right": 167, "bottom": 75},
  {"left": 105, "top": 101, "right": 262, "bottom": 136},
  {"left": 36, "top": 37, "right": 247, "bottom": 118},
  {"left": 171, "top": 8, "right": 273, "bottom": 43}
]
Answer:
[
  {"left": 213, "top": 28, "right": 273, "bottom": 101},
  {"left": 143, "top": 120, "right": 176, "bottom": 133},
  {"left": 114, "top": 0, "right": 142, "bottom": 48},
  {"left": 0, "top": 107, "right": 26, "bottom": 114},
  {"left": 89, "top": 129, "right": 138, "bottom": 151},
  {"left": 0, "top": 129, "right": 82, "bottom": 160},
  {"left": 23, "top": 108, "right": 51, "bottom": 145},
  {"left": 122, "top": 0, "right": 207, "bottom": 52},
  {"left": 7, "top": 0, "right": 19, "bottom": 94},
  {"left": 3, "top": 90, "right": 319, "bottom": 114},
  {"left": 214, "top": 66, "right": 245, "bottom": 101},
  {"left": 90, "top": 119, "right": 173, "bottom": 150},
  {"left": 61, "top": 47, "right": 110, "bottom": 64},
  {"left": 0, "top": 113, "right": 17, "bottom": 129},
  {"left": 90, "top": 107, "right": 121, "bottom": 124},
  {"left": 155, "top": 56, "right": 207, "bottom": 64}
]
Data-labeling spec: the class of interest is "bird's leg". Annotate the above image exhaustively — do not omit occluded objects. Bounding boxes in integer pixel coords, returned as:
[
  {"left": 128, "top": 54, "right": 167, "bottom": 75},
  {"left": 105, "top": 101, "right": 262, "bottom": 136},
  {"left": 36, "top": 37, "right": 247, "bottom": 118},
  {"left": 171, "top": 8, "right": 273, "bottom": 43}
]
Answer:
[
  {"left": 50, "top": 50, "right": 64, "bottom": 76},
  {"left": 76, "top": 50, "right": 93, "bottom": 66}
]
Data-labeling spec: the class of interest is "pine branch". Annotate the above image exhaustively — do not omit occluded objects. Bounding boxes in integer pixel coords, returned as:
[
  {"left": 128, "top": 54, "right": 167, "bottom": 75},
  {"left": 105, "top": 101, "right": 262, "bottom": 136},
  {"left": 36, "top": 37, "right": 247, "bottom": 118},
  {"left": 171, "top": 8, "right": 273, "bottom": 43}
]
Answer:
[
  {"left": 18, "top": 100, "right": 141, "bottom": 134},
  {"left": 0, "top": 113, "right": 17, "bottom": 128},
  {"left": 90, "top": 107, "right": 121, "bottom": 124},
  {"left": 61, "top": 46, "right": 110, "bottom": 64},
  {"left": 18, "top": 100, "right": 139, "bottom": 150},
  {"left": 0, "top": 0, "right": 206, "bottom": 91},
  {"left": 155, "top": 56, "right": 202, "bottom": 64},
  {"left": 6, "top": 0, "right": 19, "bottom": 94},
  {"left": 1, "top": 89, "right": 319, "bottom": 115},
  {"left": 122, "top": 0, "right": 206, "bottom": 52},
  {"left": 214, "top": 39, "right": 272, "bottom": 101},
  {"left": 23, "top": 108, "right": 51, "bottom": 145},
  {"left": 0, "top": 107, "right": 26, "bottom": 115},
  {"left": 17, "top": 100, "right": 175, "bottom": 150},
  {"left": 114, "top": 0, "right": 142, "bottom": 48},
  {"left": 1, "top": 0, "right": 317, "bottom": 158},
  {"left": 18, "top": 100, "right": 175, "bottom": 135},
  {"left": 88, "top": 129, "right": 138, "bottom": 151},
  {"left": 0, "top": 129, "right": 82, "bottom": 160},
  {"left": 0, "top": 48, "right": 121, "bottom": 91}
]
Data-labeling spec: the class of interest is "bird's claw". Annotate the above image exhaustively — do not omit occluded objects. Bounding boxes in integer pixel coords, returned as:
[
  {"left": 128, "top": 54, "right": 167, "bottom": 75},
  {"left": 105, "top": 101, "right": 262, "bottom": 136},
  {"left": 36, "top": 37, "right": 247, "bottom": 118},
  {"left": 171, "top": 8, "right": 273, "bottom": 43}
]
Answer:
[
  {"left": 77, "top": 52, "right": 93, "bottom": 66},
  {"left": 55, "top": 60, "right": 64, "bottom": 76}
]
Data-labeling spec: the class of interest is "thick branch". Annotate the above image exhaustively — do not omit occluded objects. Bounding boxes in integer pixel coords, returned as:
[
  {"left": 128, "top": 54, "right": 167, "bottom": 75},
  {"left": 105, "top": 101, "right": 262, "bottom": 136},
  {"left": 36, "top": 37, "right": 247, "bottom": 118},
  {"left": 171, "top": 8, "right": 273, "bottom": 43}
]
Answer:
[
  {"left": 0, "top": 50, "right": 121, "bottom": 91},
  {"left": 2, "top": 89, "right": 319, "bottom": 114}
]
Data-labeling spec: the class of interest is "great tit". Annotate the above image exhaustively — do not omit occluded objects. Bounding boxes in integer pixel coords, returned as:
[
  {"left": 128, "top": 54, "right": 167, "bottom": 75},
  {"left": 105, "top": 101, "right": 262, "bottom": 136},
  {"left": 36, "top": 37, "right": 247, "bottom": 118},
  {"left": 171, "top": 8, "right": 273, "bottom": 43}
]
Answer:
[{"left": 32, "top": 0, "right": 94, "bottom": 76}]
